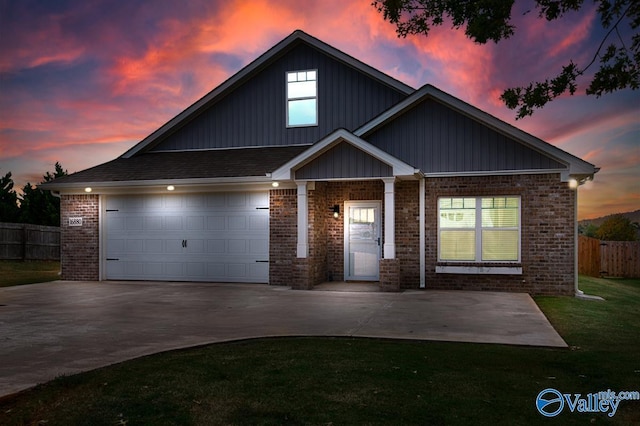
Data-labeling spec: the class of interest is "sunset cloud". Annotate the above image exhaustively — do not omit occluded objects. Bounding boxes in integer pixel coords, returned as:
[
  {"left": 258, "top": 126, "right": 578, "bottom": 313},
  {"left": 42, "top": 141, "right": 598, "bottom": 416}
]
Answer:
[{"left": 1, "top": 1, "right": 637, "bottom": 219}]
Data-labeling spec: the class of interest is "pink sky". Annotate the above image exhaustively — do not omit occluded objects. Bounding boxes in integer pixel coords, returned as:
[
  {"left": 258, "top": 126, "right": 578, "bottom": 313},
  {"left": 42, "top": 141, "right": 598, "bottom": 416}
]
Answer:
[{"left": 1, "top": 0, "right": 638, "bottom": 220}]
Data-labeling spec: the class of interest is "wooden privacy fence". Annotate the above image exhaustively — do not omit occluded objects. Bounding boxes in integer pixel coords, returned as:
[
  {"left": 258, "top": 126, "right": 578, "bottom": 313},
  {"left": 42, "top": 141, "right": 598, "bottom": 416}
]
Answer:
[
  {"left": 578, "top": 235, "right": 640, "bottom": 278},
  {"left": 0, "top": 222, "right": 60, "bottom": 261}
]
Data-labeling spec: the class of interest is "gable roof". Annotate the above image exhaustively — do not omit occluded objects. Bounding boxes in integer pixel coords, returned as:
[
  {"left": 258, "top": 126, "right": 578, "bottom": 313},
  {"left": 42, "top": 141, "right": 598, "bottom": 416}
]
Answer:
[
  {"left": 122, "top": 30, "right": 414, "bottom": 158},
  {"left": 272, "top": 129, "right": 417, "bottom": 181},
  {"left": 356, "top": 84, "right": 598, "bottom": 179}
]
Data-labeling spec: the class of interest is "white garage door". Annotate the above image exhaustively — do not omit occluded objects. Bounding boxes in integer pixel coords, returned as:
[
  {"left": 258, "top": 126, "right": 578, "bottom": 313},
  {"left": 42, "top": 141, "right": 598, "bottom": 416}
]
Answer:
[{"left": 105, "top": 192, "right": 269, "bottom": 283}]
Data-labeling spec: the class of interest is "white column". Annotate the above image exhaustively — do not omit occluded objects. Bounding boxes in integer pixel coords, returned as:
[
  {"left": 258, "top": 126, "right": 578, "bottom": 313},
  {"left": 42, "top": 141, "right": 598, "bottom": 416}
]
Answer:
[
  {"left": 419, "top": 177, "right": 425, "bottom": 288},
  {"left": 296, "top": 181, "right": 308, "bottom": 258},
  {"left": 383, "top": 178, "right": 395, "bottom": 259}
]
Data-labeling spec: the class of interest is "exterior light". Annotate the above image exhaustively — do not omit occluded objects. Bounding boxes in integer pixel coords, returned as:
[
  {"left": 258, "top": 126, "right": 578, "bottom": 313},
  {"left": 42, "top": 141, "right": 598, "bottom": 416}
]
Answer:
[
  {"left": 84, "top": 187, "right": 92, "bottom": 193},
  {"left": 568, "top": 179, "right": 578, "bottom": 189},
  {"left": 167, "top": 185, "right": 175, "bottom": 191},
  {"left": 271, "top": 182, "right": 280, "bottom": 188},
  {"left": 331, "top": 205, "right": 340, "bottom": 218}
]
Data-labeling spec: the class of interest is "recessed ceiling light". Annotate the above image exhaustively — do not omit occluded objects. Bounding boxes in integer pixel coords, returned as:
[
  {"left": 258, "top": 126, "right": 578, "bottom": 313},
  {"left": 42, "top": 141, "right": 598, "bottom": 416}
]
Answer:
[{"left": 167, "top": 185, "right": 175, "bottom": 191}]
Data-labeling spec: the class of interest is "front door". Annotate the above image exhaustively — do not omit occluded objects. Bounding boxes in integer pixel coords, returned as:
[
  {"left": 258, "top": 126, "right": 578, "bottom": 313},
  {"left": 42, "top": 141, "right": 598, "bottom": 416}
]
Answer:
[{"left": 344, "top": 201, "right": 381, "bottom": 281}]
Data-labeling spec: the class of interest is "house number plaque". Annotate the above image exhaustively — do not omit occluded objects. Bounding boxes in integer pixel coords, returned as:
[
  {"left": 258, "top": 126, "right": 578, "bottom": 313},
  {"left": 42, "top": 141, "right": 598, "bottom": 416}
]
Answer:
[{"left": 68, "top": 217, "right": 83, "bottom": 227}]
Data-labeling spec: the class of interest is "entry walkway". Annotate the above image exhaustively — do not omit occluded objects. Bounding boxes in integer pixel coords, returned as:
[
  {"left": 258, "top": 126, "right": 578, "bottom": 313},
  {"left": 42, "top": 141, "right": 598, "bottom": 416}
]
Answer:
[{"left": 0, "top": 281, "right": 566, "bottom": 397}]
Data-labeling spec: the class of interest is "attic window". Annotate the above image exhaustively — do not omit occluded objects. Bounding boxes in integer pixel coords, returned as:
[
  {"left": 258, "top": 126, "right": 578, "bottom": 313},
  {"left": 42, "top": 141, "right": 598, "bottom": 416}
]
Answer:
[{"left": 287, "top": 70, "right": 317, "bottom": 127}]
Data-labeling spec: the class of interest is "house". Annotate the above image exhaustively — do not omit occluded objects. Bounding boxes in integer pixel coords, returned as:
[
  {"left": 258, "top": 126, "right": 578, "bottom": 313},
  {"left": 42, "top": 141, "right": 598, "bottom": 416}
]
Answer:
[{"left": 42, "top": 30, "right": 598, "bottom": 295}]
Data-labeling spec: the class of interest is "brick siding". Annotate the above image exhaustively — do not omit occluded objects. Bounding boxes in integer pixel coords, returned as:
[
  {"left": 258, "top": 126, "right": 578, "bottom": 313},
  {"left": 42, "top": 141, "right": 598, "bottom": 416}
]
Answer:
[
  {"left": 424, "top": 174, "right": 575, "bottom": 295},
  {"left": 269, "top": 188, "right": 297, "bottom": 286},
  {"left": 60, "top": 194, "right": 100, "bottom": 280}
]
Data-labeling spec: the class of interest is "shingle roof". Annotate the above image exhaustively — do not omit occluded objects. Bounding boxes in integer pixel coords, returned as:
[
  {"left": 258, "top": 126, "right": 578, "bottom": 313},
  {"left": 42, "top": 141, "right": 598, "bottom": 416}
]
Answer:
[{"left": 43, "top": 146, "right": 309, "bottom": 188}]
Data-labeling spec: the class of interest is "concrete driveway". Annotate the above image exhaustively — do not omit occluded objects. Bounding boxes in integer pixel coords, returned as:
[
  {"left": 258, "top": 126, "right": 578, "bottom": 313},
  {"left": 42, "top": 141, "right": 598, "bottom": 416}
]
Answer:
[{"left": 0, "top": 280, "right": 566, "bottom": 397}]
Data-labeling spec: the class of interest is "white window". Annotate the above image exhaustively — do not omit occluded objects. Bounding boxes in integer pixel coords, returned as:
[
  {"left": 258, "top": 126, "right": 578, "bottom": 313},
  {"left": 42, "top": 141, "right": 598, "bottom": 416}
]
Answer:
[
  {"left": 287, "top": 70, "right": 317, "bottom": 127},
  {"left": 438, "top": 196, "right": 520, "bottom": 262}
]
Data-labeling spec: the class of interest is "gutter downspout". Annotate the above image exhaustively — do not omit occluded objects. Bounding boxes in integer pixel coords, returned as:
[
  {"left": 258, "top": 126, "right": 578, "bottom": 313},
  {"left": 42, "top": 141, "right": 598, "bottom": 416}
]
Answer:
[
  {"left": 573, "top": 185, "right": 582, "bottom": 297},
  {"left": 572, "top": 177, "right": 604, "bottom": 300},
  {"left": 420, "top": 176, "right": 426, "bottom": 288}
]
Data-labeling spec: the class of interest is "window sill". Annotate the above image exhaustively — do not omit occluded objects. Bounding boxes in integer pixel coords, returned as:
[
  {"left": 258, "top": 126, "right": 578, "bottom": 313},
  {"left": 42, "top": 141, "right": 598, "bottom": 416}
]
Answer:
[{"left": 436, "top": 265, "right": 522, "bottom": 275}]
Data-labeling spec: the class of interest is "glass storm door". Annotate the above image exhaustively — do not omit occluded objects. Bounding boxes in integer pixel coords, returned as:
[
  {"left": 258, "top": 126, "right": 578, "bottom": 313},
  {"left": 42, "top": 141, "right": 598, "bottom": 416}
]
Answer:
[{"left": 344, "top": 201, "right": 381, "bottom": 281}]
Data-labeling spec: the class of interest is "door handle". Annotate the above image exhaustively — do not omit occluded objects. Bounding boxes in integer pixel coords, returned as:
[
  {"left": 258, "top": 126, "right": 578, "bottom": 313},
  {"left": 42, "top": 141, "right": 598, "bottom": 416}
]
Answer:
[
  {"left": 377, "top": 237, "right": 381, "bottom": 246},
  {"left": 182, "top": 240, "right": 187, "bottom": 248}
]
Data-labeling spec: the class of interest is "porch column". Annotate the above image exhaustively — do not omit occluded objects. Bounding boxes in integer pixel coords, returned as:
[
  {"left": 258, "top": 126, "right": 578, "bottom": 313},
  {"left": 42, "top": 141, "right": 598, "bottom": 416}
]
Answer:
[
  {"left": 383, "top": 178, "right": 395, "bottom": 259},
  {"left": 296, "top": 181, "right": 308, "bottom": 258}
]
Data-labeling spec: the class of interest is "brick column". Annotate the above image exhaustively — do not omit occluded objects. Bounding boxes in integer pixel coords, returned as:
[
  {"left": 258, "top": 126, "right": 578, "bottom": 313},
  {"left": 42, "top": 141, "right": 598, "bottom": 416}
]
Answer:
[
  {"left": 379, "top": 258, "right": 400, "bottom": 292},
  {"left": 292, "top": 258, "right": 314, "bottom": 290},
  {"left": 60, "top": 194, "right": 100, "bottom": 281}
]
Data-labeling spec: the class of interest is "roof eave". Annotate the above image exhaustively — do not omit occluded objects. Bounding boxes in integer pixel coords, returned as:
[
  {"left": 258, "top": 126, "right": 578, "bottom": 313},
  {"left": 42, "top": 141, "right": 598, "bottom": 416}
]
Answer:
[{"left": 42, "top": 175, "right": 281, "bottom": 195}]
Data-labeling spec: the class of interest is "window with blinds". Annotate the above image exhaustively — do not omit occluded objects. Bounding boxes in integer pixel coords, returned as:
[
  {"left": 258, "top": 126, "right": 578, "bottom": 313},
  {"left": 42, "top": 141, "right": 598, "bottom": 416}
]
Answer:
[{"left": 438, "top": 196, "right": 520, "bottom": 262}]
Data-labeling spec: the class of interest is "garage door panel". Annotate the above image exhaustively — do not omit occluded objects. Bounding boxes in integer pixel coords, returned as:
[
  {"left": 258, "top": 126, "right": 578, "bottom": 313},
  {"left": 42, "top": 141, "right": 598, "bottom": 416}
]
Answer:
[
  {"left": 187, "top": 216, "right": 205, "bottom": 230},
  {"left": 106, "top": 192, "right": 269, "bottom": 283}
]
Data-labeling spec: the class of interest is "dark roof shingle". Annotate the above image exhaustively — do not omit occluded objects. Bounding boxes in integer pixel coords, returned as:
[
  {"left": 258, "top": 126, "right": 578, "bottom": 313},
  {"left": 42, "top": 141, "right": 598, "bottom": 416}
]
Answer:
[{"left": 45, "top": 146, "right": 309, "bottom": 186}]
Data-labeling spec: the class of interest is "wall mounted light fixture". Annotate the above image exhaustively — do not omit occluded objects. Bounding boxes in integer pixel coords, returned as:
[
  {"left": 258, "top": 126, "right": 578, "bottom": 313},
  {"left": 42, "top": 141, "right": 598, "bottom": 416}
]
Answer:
[
  {"left": 167, "top": 185, "right": 175, "bottom": 191},
  {"left": 331, "top": 205, "right": 340, "bottom": 218}
]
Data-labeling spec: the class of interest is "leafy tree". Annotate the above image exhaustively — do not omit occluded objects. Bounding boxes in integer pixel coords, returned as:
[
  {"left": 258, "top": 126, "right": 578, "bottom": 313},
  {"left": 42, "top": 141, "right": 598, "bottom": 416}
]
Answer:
[
  {"left": 19, "top": 162, "right": 67, "bottom": 226},
  {"left": 0, "top": 171, "right": 21, "bottom": 222},
  {"left": 578, "top": 222, "right": 599, "bottom": 237},
  {"left": 373, "top": 0, "right": 639, "bottom": 118},
  {"left": 595, "top": 214, "right": 638, "bottom": 240}
]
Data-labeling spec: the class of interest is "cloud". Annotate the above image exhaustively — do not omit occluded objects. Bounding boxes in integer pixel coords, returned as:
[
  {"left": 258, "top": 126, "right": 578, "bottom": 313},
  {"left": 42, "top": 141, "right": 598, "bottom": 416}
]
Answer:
[{"left": 1, "top": 0, "right": 637, "bottom": 221}]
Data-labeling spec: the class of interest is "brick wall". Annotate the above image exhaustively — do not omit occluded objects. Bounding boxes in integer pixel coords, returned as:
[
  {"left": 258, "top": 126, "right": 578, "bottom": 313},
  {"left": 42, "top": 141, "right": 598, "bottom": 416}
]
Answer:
[
  {"left": 269, "top": 188, "right": 297, "bottom": 286},
  {"left": 60, "top": 194, "right": 100, "bottom": 280},
  {"left": 395, "top": 181, "right": 421, "bottom": 288},
  {"left": 424, "top": 174, "right": 576, "bottom": 295},
  {"left": 270, "top": 174, "right": 575, "bottom": 295},
  {"left": 308, "top": 182, "right": 328, "bottom": 285}
]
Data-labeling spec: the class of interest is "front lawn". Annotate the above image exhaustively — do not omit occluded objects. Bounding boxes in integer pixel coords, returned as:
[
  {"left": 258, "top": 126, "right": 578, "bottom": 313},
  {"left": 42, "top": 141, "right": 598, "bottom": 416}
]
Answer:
[
  {"left": 1, "top": 277, "right": 638, "bottom": 425},
  {"left": 0, "top": 261, "right": 60, "bottom": 287}
]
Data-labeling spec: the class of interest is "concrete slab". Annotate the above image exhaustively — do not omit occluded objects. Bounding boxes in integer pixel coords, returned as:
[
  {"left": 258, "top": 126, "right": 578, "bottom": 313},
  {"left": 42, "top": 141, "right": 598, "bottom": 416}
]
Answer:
[{"left": 0, "top": 280, "right": 566, "bottom": 397}]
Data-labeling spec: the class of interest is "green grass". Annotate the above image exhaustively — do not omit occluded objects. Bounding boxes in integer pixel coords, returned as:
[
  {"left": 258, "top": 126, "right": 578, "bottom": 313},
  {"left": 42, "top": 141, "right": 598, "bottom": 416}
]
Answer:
[
  {"left": 0, "top": 260, "right": 60, "bottom": 287},
  {"left": 1, "top": 277, "right": 639, "bottom": 425}
]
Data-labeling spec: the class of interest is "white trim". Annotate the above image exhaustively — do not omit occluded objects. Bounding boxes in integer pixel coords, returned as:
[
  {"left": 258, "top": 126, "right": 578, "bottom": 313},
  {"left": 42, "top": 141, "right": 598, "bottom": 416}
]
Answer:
[
  {"left": 424, "top": 168, "right": 569, "bottom": 179},
  {"left": 286, "top": 69, "right": 318, "bottom": 128},
  {"left": 150, "top": 143, "right": 313, "bottom": 154},
  {"left": 271, "top": 129, "right": 416, "bottom": 181},
  {"left": 383, "top": 178, "right": 396, "bottom": 260},
  {"left": 419, "top": 177, "right": 425, "bottom": 288},
  {"left": 437, "top": 195, "right": 522, "bottom": 263},
  {"left": 436, "top": 266, "right": 523, "bottom": 275},
  {"left": 297, "top": 182, "right": 309, "bottom": 258},
  {"left": 49, "top": 178, "right": 293, "bottom": 195},
  {"left": 98, "top": 195, "right": 104, "bottom": 281}
]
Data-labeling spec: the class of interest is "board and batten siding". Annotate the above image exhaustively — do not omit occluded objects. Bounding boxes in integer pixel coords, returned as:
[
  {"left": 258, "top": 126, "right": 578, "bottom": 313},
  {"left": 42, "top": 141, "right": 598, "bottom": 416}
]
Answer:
[
  {"left": 295, "top": 142, "right": 393, "bottom": 180},
  {"left": 150, "top": 43, "right": 407, "bottom": 152},
  {"left": 364, "top": 98, "right": 566, "bottom": 174}
]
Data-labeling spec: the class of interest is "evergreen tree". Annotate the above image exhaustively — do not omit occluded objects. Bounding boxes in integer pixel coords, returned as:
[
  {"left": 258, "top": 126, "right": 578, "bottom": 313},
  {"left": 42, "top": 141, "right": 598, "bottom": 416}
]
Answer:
[
  {"left": 0, "top": 171, "right": 21, "bottom": 222},
  {"left": 19, "top": 162, "right": 67, "bottom": 226}
]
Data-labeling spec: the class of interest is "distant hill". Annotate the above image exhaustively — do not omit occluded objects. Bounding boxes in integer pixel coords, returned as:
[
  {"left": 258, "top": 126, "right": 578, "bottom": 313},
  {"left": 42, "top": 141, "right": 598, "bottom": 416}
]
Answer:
[
  {"left": 579, "top": 209, "right": 640, "bottom": 227},
  {"left": 579, "top": 210, "right": 640, "bottom": 240}
]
